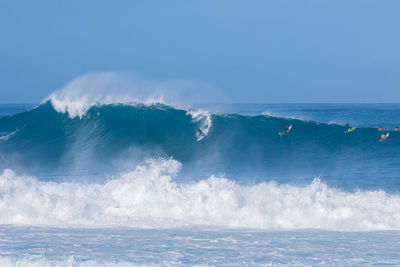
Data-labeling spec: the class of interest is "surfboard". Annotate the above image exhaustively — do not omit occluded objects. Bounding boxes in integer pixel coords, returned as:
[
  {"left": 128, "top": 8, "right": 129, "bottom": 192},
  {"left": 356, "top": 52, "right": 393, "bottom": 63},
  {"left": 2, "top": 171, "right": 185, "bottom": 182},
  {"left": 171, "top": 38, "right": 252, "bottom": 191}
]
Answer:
[
  {"left": 196, "top": 135, "right": 205, "bottom": 141},
  {"left": 344, "top": 127, "right": 356, "bottom": 134}
]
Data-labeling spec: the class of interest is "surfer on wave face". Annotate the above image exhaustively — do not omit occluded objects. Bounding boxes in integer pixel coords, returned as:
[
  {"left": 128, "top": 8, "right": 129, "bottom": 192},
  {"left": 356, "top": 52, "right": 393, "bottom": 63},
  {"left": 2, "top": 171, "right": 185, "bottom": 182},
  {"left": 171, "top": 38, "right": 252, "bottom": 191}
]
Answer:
[
  {"left": 278, "top": 125, "right": 292, "bottom": 136},
  {"left": 196, "top": 128, "right": 206, "bottom": 141}
]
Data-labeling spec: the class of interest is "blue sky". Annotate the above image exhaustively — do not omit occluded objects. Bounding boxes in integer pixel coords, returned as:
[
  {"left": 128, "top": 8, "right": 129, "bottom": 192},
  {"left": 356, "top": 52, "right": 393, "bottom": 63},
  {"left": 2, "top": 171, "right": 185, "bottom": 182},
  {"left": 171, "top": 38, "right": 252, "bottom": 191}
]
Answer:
[{"left": 1, "top": 0, "right": 399, "bottom": 103}]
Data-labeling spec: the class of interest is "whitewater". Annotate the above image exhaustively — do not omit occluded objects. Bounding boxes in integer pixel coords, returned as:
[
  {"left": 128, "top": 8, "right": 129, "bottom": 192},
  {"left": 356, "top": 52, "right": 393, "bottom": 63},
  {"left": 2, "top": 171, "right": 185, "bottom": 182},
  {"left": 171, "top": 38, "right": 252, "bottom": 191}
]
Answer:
[
  {"left": 1, "top": 160, "right": 400, "bottom": 231},
  {"left": 1, "top": 87, "right": 400, "bottom": 265}
]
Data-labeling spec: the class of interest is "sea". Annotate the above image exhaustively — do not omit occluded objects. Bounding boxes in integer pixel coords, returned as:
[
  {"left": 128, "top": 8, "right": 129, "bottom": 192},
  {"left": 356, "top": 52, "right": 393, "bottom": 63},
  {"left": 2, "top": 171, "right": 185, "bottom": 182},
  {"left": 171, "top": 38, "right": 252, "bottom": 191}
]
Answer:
[{"left": 1, "top": 100, "right": 400, "bottom": 266}]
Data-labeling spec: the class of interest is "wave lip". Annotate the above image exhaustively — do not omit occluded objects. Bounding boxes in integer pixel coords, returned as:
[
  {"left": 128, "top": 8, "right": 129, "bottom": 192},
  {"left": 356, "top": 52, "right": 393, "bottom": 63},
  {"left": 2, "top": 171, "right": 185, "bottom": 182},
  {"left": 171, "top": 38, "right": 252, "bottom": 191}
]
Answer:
[
  {"left": 45, "top": 72, "right": 168, "bottom": 119},
  {"left": 45, "top": 71, "right": 224, "bottom": 119},
  {"left": 0, "top": 159, "right": 399, "bottom": 231}
]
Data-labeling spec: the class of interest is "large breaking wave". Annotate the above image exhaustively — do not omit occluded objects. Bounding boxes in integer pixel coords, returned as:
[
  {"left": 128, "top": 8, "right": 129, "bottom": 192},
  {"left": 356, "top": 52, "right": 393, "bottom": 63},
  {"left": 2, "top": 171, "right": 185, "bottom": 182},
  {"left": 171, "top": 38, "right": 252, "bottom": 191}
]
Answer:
[
  {"left": 0, "top": 100, "right": 399, "bottom": 184},
  {"left": 1, "top": 81, "right": 400, "bottom": 230}
]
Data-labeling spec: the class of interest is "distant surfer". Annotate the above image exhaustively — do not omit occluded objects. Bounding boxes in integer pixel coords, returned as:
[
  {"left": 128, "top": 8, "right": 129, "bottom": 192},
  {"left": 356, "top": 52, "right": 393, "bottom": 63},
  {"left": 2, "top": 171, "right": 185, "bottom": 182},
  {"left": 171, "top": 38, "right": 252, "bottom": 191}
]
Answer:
[
  {"left": 378, "top": 126, "right": 383, "bottom": 131},
  {"left": 196, "top": 128, "right": 206, "bottom": 141},
  {"left": 344, "top": 125, "right": 356, "bottom": 134},
  {"left": 379, "top": 132, "right": 389, "bottom": 142},
  {"left": 395, "top": 126, "right": 399, "bottom": 131},
  {"left": 279, "top": 125, "right": 292, "bottom": 136}
]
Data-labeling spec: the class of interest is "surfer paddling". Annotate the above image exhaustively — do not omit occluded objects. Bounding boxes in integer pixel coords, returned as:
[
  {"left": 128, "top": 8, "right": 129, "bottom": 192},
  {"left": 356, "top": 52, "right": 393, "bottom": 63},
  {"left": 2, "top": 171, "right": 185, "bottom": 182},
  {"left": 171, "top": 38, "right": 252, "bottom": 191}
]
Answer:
[
  {"left": 278, "top": 125, "right": 292, "bottom": 136},
  {"left": 344, "top": 125, "right": 356, "bottom": 134},
  {"left": 379, "top": 132, "right": 389, "bottom": 142}
]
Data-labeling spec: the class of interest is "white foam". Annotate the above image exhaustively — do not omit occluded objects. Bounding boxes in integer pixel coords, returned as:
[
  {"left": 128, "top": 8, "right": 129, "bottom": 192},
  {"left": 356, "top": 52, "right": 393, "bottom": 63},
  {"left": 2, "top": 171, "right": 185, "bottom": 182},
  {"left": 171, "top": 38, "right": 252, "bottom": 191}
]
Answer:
[
  {"left": 0, "top": 256, "right": 162, "bottom": 267},
  {"left": 0, "top": 130, "right": 17, "bottom": 143},
  {"left": 186, "top": 109, "right": 212, "bottom": 135},
  {"left": 261, "top": 111, "right": 307, "bottom": 122},
  {"left": 46, "top": 71, "right": 224, "bottom": 119},
  {"left": 1, "top": 159, "right": 399, "bottom": 231},
  {"left": 46, "top": 72, "right": 166, "bottom": 119}
]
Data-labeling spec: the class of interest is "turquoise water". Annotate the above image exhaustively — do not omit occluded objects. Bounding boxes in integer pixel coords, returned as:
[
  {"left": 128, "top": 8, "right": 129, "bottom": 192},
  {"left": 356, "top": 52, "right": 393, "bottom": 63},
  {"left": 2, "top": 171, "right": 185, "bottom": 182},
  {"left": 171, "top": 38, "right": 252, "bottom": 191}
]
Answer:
[
  {"left": 1, "top": 102, "right": 399, "bottom": 191},
  {"left": 0, "top": 103, "right": 400, "bottom": 266}
]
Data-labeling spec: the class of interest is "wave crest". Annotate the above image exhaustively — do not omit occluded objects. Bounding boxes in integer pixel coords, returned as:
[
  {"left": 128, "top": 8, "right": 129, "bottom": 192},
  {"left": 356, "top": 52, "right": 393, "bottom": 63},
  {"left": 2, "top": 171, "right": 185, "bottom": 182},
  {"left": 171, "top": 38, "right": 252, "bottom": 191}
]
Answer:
[{"left": 47, "top": 72, "right": 166, "bottom": 118}]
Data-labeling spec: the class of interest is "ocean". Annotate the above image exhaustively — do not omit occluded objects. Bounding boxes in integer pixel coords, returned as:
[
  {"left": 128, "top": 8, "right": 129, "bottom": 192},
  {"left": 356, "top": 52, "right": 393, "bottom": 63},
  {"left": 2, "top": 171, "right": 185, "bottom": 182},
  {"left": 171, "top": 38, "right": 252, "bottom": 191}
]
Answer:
[{"left": 0, "top": 101, "right": 400, "bottom": 266}]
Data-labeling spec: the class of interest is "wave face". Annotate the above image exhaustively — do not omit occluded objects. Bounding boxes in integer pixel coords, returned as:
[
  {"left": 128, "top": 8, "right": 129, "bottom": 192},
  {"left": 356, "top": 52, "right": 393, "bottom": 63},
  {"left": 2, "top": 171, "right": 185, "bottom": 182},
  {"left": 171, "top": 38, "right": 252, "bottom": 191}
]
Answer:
[{"left": 0, "top": 102, "right": 399, "bottom": 188}]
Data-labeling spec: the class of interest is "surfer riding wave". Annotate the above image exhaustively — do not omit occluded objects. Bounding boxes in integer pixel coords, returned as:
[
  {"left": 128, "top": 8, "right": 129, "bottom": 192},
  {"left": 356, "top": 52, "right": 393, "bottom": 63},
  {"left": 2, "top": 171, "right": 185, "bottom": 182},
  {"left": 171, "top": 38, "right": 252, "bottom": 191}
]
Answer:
[{"left": 196, "top": 128, "right": 206, "bottom": 141}]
